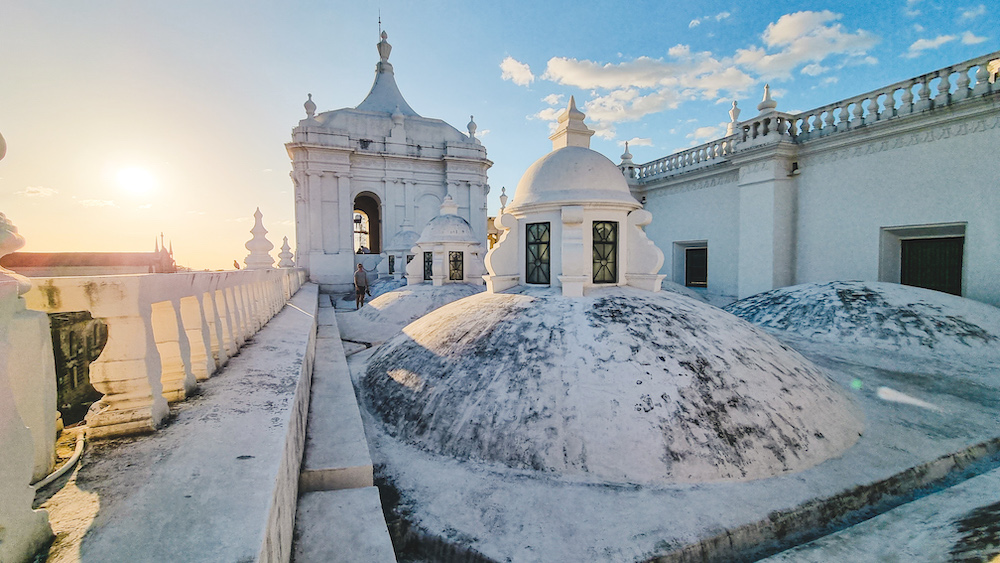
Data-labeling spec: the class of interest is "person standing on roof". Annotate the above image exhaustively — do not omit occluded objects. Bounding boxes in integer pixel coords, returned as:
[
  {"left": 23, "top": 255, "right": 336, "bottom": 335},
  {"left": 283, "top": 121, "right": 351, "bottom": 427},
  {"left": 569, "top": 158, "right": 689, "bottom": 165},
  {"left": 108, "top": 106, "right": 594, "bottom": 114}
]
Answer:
[{"left": 354, "top": 263, "right": 369, "bottom": 309}]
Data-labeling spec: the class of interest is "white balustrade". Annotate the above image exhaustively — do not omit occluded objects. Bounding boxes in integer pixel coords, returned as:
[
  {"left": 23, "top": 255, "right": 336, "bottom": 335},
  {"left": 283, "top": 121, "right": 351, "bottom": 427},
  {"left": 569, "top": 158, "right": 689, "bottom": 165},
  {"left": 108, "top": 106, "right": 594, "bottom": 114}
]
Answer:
[
  {"left": 22, "top": 268, "right": 307, "bottom": 438},
  {"left": 633, "top": 135, "right": 737, "bottom": 180}
]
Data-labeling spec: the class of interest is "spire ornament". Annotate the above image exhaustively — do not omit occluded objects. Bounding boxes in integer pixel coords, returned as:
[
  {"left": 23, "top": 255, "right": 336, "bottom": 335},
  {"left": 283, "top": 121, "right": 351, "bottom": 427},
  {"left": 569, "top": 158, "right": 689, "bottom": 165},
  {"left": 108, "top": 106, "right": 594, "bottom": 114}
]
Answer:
[
  {"left": 727, "top": 100, "right": 742, "bottom": 136},
  {"left": 304, "top": 93, "right": 316, "bottom": 119},
  {"left": 757, "top": 84, "right": 777, "bottom": 113},
  {"left": 244, "top": 207, "right": 275, "bottom": 270},
  {"left": 277, "top": 236, "right": 295, "bottom": 268}
]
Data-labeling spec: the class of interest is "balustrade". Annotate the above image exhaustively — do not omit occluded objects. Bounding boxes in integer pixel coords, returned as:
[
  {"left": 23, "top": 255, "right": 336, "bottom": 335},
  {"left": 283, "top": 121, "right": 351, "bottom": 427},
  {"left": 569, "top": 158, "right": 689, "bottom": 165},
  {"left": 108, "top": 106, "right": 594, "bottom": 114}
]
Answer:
[
  {"left": 633, "top": 135, "right": 737, "bottom": 180},
  {"left": 22, "top": 268, "right": 307, "bottom": 438}
]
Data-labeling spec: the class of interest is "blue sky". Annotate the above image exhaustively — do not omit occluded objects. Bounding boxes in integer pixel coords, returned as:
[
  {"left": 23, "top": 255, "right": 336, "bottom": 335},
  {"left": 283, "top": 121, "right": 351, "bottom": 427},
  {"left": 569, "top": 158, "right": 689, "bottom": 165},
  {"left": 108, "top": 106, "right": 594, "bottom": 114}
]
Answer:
[{"left": 0, "top": 1, "right": 995, "bottom": 269}]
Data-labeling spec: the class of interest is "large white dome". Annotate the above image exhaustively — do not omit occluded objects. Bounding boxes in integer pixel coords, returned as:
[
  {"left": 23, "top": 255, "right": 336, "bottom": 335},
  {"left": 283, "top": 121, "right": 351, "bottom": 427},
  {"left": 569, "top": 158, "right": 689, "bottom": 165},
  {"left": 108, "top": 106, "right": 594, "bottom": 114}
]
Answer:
[
  {"left": 417, "top": 214, "right": 477, "bottom": 244},
  {"left": 507, "top": 146, "right": 639, "bottom": 211},
  {"left": 361, "top": 286, "right": 862, "bottom": 485}
]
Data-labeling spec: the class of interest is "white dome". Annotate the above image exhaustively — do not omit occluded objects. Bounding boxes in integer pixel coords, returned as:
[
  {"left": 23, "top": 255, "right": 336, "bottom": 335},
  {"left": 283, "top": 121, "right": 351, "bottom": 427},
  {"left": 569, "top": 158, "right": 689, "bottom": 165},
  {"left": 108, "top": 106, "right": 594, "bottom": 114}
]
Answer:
[
  {"left": 386, "top": 229, "right": 420, "bottom": 252},
  {"left": 417, "top": 214, "right": 478, "bottom": 245},
  {"left": 508, "top": 146, "right": 639, "bottom": 211},
  {"left": 362, "top": 286, "right": 862, "bottom": 485}
]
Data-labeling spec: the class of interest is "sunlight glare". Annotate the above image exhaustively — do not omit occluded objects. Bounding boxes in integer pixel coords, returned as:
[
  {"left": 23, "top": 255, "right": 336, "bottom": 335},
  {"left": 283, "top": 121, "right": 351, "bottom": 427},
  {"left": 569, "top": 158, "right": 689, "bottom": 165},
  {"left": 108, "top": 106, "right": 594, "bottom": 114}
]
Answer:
[{"left": 117, "top": 167, "right": 155, "bottom": 194}]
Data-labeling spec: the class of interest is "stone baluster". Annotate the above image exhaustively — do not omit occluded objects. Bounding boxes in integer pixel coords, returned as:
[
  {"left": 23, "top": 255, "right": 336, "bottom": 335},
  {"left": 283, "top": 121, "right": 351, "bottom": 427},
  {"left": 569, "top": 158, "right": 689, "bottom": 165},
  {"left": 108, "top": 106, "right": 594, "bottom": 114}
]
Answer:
[
  {"left": 915, "top": 76, "right": 932, "bottom": 112},
  {"left": 865, "top": 96, "right": 878, "bottom": 122},
  {"left": 811, "top": 112, "right": 824, "bottom": 134},
  {"left": 823, "top": 109, "right": 836, "bottom": 131},
  {"left": 151, "top": 300, "right": 195, "bottom": 402},
  {"left": 216, "top": 289, "right": 237, "bottom": 357},
  {"left": 236, "top": 282, "right": 253, "bottom": 341},
  {"left": 180, "top": 294, "right": 213, "bottom": 381},
  {"left": 86, "top": 304, "right": 168, "bottom": 438},
  {"left": 225, "top": 287, "right": 245, "bottom": 348},
  {"left": 901, "top": 82, "right": 915, "bottom": 115},
  {"left": 953, "top": 65, "right": 972, "bottom": 101},
  {"left": 935, "top": 69, "right": 952, "bottom": 107},
  {"left": 837, "top": 105, "right": 850, "bottom": 130},
  {"left": 879, "top": 91, "right": 894, "bottom": 120},
  {"left": 852, "top": 100, "right": 865, "bottom": 126},
  {"left": 973, "top": 63, "right": 991, "bottom": 96}
]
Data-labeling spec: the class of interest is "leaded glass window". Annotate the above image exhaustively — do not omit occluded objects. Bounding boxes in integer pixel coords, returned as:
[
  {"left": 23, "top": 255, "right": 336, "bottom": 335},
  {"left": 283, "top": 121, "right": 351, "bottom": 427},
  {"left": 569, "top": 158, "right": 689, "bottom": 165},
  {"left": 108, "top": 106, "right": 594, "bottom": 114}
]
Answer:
[
  {"left": 388, "top": 255, "right": 395, "bottom": 274},
  {"left": 449, "top": 251, "right": 464, "bottom": 281},
  {"left": 525, "top": 222, "right": 550, "bottom": 284},
  {"left": 592, "top": 221, "right": 618, "bottom": 284},
  {"left": 423, "top": 251, "right": 433, "bottom": 281}
]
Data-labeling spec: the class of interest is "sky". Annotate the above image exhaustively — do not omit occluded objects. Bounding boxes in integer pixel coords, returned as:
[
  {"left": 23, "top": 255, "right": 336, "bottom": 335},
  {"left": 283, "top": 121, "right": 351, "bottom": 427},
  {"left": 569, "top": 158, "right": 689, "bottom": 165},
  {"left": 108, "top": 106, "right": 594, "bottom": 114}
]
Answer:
[{"left": 0, "top": 1, "right": 996, "bottom": 270}]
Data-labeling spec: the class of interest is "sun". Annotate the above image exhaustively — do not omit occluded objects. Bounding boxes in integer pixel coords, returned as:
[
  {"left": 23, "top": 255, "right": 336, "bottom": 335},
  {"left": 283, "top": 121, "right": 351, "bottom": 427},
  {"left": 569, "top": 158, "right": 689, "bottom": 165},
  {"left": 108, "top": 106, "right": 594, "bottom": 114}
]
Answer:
[{"left": 117, "top": 167, "right": 155, "bottom": 194}]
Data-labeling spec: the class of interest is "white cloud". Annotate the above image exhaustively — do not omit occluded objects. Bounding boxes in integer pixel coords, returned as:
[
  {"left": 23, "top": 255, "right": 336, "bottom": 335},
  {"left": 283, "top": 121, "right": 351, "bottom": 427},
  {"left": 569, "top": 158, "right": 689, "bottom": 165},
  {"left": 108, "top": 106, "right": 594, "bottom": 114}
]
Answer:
[
  {"left": 532, "top": 107, "right": 562, "bottom": 121},
  {"left": 959, "top": 4, "right": 986, "bottom": 21},
  {"left": 79, "top": 199, "right": 115, "bottom": 207},
  {"left": 801, "top": 63, "right": 829, "bottom": 76},
  {"left": 618, "top": 137, "right": 653, "bottom": 147},
  {"left": 905, "top": 0, "right": 922, "bottom": 17},
  {"left": 476, "top": 128, "right": 491, "bottom": 138},
  {"left": 689, "top": 19, "right": 701, "bottom": 28},
  {"left": 822, "top": 76, "right": 839, "bottom": 84},
  {"left": 542, "top": 93, "right": 564, "bottom": 106},
  {"left": 17, "top": 186, "right": 58, "bottom": 197},
  {"left": 961, "top": 31, "right": 988, "bottom": 44},
  {"left": 687, "top": 125, "right": 724, "bottom": 141},
  {"left": 904, "top": 35, "right": 957, "bottom": 58},
  {"left": 714, "top": 11, "right": 731, "bottom": 21},
  {"left": 913, "top": 23, "right": 925, "bottom": 32},
  {"left": 735, "top": 11, "right": 879, "bottom": 79},
  {"left": 500, "top": 56, "right": 534, "bottom": 86}
]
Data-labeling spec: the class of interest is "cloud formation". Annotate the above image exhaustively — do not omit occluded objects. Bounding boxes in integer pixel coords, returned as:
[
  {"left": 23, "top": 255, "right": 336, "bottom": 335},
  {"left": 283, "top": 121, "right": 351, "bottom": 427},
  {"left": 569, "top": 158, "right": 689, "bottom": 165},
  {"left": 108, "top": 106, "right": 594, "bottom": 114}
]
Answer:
[
  {"left": 959, "top": 4, "right": 986, "bottom": 21},
  {"left": 904, "top": 35, "right": 957, "bottom": 58},
  {"left": 735, "top": 11, "right": 878, "bottom": 79},
  {"left": 500, "top": 56, "right": 534, "bottom": 86},
  {"left": 618, "top": 137, "right": 653, "bottom": 147},
  {"left": 17, "top": 186, "right": 58, "bottom": 197},
  {"left": 961, "top": 31, "right": 988, "bottom": 44}
]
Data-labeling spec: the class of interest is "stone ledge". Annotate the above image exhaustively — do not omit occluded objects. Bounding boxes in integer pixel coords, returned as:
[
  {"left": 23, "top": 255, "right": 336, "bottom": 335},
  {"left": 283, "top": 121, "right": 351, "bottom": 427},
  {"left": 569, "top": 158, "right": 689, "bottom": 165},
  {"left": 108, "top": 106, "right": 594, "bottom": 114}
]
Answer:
[
  {"left": 293, "top": 487, "right": 396, "bottom": 562},
  {"left": 300, "top": 308, "right": 374, "bottom": 493}
]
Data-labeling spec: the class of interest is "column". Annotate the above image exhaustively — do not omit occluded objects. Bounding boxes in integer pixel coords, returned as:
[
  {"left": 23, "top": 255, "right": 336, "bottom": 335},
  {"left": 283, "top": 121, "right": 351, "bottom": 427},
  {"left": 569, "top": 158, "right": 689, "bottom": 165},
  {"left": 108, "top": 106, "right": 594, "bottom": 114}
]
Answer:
[
  {"left": 735, "top": 152, "right": 797, "bottom": 299},
  {"left": 306, "top": 170, "right": 324, "bottom": 252},
  {"left": 337, "top": 173, "right": 353, "bottom": 253}
]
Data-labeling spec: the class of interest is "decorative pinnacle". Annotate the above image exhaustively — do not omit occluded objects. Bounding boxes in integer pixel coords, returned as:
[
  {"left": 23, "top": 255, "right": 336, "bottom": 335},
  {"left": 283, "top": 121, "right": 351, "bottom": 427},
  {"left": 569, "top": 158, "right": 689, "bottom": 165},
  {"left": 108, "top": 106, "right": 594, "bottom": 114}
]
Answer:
[
  {"left": 304, "top": 93, "right": 316, "bottom": 118},
  {"left": 499, "top": 186, "right": 508, "bottom": 211},
  {"left": 377, "top": 30, "right": 391, "bottom": 62},
  {"left": 757, "top": 84, "right": 777, "bottom": 112},
  {"left": 620, "top": 141, "right": 633, "bottom": 163}
]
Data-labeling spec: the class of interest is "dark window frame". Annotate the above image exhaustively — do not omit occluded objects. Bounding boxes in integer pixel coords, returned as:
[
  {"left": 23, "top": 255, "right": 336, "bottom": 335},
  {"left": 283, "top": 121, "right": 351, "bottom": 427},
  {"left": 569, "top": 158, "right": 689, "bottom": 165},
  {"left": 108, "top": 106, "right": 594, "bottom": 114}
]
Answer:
[
  {"left": 423, "top": 251, "right": 433, "bottom": 281},
  {"left": 685, "top": 247, "right": 708, "bottom": 288},
  {"left": 525, "top": 222, "right": 551, "bottom": 285},
  {"left": 592, "top": 221, "right": 618, "bottom": 284},
  {"left": 449, "top": 251, "right": 464, "bottom": 281}
]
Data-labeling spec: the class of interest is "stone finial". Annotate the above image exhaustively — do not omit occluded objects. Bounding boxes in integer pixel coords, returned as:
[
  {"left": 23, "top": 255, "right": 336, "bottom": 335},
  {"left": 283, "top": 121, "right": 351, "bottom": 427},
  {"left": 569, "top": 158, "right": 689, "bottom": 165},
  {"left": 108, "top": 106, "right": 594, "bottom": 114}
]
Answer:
[
  {"left": 467, "top": 115, "right": 478, "bottom": 141},
  {"left": 549, "top": 95, "right": 595, "bottom": 150},
  {"left": 0, "top": 213, "right": 31, "bottom": 295},
  {"left": 244, "top": 207, "right": 275, "bottom": 270},
  {"left": 499, "top": 186, "right": 508, "bottom": 212},
  {"left": 277, "top": 236, "right": 295, "bottom": 268},
  {"left": 727, "top": 100, "right": 741, "bottom": 135},
  {"left": 620, "top": 141, "right": 633, "bottom": 164},
  {"left": 392, "top": 105, "right": 405, "bottom": 126},
  {"left": 440, "top": 195, "right": 459, "bottom": 216},
  {"left": 377, "top": 30, "right": 392, "bottom": 62},
  {"left": 757, "top": 84, "right": 777, "bottom": 113},
  {"left": 304, "top": 93, "right": 316, "bottom": 119}
]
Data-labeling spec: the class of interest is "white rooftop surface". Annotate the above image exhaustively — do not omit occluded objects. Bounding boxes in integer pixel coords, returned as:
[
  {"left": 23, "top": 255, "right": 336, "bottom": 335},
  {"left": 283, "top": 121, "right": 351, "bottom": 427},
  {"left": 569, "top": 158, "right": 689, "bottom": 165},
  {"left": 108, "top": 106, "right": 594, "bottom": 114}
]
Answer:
[
  {"left": 344, "top": 285, "right": 1000, "bottom": 561},
  {"left": 294, "top": 487, "right": 397, "bottom": 563},
  {"left": 38, "top": 285, "right": 320, "bottom": 562},
  {"left": 762, "top": 465, "right": 1000, "bottom": 562}
]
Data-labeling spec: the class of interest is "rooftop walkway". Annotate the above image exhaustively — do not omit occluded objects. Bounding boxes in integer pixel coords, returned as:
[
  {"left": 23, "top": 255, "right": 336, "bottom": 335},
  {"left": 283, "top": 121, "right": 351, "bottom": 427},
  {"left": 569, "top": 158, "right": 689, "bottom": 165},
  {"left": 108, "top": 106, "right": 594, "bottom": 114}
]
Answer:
[{"left": 35, "top": 285, "right": 395, "bottom": 562}]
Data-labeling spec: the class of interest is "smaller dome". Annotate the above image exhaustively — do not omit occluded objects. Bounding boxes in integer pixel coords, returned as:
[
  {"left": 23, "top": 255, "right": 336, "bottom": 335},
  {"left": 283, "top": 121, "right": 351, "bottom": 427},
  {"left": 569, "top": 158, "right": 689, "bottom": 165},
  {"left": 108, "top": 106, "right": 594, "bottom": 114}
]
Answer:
[
  {"left": 386, "top": 229, "right": 420, "bottom": 252},
  {"left": 508, "top": 146, "right": 639, "bottom": 211},
  {"left": 417, "top": 214, "right": 477, "bottom": 245}
]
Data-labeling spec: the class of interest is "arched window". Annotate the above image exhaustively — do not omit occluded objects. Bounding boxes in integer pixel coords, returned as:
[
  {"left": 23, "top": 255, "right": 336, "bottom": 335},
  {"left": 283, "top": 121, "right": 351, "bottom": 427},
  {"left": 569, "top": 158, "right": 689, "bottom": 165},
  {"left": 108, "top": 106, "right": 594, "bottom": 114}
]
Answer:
[{"left": 353, "top": 211, "right": 370, "bottom": 253}]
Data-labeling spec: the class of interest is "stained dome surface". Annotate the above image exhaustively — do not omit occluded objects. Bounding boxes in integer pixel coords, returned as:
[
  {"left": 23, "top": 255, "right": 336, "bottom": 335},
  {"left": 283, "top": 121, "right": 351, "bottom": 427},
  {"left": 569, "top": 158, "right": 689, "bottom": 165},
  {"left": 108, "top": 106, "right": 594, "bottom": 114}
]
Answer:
[{"left": 362, "top": 286, "right": 862, "bottom": 485}]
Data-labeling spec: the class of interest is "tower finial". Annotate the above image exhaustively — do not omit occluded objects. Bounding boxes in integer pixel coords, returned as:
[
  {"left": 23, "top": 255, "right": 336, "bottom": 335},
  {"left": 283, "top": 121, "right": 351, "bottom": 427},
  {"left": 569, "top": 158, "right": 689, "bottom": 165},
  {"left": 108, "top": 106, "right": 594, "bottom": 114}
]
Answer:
[
  {"left": 377, "top": 30, "right": 391, "bottom": 62},
  {"left": 549, "top": 95, "right": 594, "bottom": 150},
  {"left": 757, "top": 84, "right": 777, "bottom": 113}
]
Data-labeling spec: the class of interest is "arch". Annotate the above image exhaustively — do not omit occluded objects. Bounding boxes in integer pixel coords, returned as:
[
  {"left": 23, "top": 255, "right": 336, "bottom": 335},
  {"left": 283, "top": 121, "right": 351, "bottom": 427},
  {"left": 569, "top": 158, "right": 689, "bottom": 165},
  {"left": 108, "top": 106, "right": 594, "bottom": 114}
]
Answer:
[
  {"left": 415, "top": 192, "right": 442, "bottom": 233},
  {"left": 353, "top": 192, "right": 382, "bottom": 254}
]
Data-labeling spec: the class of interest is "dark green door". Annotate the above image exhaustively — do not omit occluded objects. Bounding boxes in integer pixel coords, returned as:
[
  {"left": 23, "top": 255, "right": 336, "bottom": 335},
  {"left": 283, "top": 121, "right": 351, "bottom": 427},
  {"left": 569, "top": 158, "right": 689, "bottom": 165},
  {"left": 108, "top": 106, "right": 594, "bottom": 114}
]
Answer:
[{"left": 900, "top": 237, "right": 964, "bottom": 296}]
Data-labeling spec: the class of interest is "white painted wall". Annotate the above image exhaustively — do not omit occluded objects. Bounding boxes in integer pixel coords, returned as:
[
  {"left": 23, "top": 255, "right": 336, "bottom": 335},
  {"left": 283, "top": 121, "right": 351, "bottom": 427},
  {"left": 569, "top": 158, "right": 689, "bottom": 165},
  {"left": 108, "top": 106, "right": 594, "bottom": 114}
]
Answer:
[{"left": 639, "top": 173, "right": 740, "bottom": 303}]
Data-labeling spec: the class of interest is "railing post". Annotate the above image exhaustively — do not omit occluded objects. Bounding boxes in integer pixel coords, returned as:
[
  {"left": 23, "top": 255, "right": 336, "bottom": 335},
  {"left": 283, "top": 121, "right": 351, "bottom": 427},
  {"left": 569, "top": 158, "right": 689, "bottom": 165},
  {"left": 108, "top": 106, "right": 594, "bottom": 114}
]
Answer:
[
  {"left": 180, "top": 294, "right": 213, "bottom": 381},
  {"left": 151, "top": 300, "right": 196, "bottom": 402}
]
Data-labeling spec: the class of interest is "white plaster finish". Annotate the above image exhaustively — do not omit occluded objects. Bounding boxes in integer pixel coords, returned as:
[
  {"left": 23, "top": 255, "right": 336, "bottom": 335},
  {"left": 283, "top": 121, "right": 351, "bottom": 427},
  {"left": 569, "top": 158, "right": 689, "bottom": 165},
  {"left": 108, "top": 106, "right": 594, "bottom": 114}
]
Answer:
[
  {"left": 151, "top": 299, "right": 196, "bottom": 402},
  {"left": 405, "top": 197, "right": 486, "bottom": 286},
  {"left": 278, "top": 236, "right": 295, "bottom": 268},
  {"left": 179, "top": 294, "right": 213, "bottom": 381},
  {"left": 299, "top": 307, "right": 374, "bottom": 492},
  {"left": 73, "top": 284, "right": 318, "bottom": 563},
  {"left": 22, "top": 268, "right": 307, "bottom": 438},
  {"left": 487, "top": 98, "right": 664, "bottom": 296},
  {"left": 629, "top": 50, "right": 1000, "bottom": 306},
  {"left": 293, "top": 487, "right": 397, "bottom": 563},
  {"left": 286, "top": 32, "right": 491, "bottom": 290},
  {"left": 0, "top": 280, "right": 52, "bottom": 563},
  {"left": 245, "top": 207, "right": 276, "bottom": 270}
]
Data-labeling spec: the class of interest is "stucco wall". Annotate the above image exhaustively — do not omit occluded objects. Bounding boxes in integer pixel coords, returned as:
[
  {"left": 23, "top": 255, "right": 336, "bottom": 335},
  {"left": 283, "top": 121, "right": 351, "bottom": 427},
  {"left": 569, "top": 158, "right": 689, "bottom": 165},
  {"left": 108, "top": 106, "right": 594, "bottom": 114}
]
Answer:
[
  {"left": 640, "top": 171, "right": 740, "bottom": 303},
  {"left": 795, "top": 111, "right": 1000, "bottom": 306}
]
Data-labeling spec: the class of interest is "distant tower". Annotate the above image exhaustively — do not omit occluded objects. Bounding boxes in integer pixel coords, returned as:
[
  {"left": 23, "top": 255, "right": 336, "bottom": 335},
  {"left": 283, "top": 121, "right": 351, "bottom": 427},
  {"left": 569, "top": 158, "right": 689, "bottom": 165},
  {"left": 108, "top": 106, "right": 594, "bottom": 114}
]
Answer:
[{"left": 244, "top": 208, "right": 275, "bottom": 269}]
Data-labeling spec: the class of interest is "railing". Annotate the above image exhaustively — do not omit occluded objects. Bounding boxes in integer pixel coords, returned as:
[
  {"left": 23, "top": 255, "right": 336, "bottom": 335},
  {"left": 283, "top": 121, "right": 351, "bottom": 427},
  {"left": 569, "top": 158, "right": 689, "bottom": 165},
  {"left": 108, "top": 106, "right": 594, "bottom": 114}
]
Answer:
[
  {"left": 790, "top": 51, "right": 998, "bottom": 142},
  {"left": 22, "top": 268, "right": 307, "bottom": 438},
  {"left": 632, "top": 135, "right": 737, "bottom": 180},
  {"left": 629, "top": 51, "right": 999, "bottom": 182}
]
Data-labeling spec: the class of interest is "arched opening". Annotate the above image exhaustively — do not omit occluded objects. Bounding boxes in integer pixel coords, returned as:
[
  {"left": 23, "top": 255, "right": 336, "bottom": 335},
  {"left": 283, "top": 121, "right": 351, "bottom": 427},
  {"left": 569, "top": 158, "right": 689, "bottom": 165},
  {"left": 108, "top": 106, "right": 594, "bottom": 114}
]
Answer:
[{"left": 353, "top": 193, "right": 381, "bottom": 254}]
